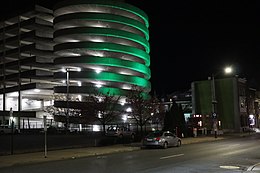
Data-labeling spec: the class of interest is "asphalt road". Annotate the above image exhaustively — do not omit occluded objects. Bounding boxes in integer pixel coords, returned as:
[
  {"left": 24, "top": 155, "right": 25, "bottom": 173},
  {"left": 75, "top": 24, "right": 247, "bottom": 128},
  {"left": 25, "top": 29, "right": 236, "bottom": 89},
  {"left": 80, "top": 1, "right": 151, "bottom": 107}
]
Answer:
[{"left": 1, "top": 134, "right": 260, "bottom": 173}]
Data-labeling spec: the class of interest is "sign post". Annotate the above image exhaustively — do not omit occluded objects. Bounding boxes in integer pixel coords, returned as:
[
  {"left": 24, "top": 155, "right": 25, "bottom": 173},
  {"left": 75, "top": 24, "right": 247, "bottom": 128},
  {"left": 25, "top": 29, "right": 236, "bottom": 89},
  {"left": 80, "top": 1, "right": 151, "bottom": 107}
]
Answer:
[
  {"left": 43, "top": 116, "right": 47, "bottom": 158},
  {"left": 212, "top": 112, "right": 218, "bottom": 138}
]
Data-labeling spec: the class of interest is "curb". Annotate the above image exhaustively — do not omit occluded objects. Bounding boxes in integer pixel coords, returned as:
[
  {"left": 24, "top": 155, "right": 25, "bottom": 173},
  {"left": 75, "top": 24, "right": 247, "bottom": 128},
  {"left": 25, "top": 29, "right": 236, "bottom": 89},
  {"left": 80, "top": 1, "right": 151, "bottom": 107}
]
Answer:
[{"left": 0, "top": 145, "right": 140, "bottom": 169}]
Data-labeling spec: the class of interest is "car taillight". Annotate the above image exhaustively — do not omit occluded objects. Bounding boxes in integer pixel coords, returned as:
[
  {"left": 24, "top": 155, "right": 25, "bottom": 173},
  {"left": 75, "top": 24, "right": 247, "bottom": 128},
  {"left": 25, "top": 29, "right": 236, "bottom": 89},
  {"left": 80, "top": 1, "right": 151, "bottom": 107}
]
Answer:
[{"left": 155, "top": 137, "right": 161, "bottom": 141}]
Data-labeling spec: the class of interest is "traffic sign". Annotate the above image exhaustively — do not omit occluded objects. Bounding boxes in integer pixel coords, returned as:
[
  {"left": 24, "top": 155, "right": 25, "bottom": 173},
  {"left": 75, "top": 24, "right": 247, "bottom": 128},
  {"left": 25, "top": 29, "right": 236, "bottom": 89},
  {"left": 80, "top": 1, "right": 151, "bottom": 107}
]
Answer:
[{"left": 212, "top": 113, "right": 217, "bottom": 118}]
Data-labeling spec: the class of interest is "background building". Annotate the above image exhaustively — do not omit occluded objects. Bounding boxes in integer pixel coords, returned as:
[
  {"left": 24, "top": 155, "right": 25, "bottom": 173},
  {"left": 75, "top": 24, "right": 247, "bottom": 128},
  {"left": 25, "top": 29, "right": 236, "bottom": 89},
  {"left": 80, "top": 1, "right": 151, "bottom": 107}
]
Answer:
[
  {"left": 0, "top": 5, "right": 55, "bottom": 129},
  {"left": 191, "top": 77, "right": 259, "bottom": 133},
  {"left": 167, "top": 90, "right": 192, "bottom": 122}
]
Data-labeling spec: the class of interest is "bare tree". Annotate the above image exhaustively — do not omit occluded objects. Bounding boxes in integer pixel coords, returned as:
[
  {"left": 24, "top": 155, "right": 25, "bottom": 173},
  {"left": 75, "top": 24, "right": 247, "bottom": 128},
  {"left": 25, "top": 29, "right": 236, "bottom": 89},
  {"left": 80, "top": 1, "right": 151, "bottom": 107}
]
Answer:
[
  {"left": 126, "top": 87, "right": 159, "bottom": 137},
  {"left": 150, "top": 103, "right": 166, "bottom": 130},
  {"left": 88, "top": 91, "right": 122, "bottom": 135},
  {"left": 44, "top": 91, "right": 122, "bottom": 134}
]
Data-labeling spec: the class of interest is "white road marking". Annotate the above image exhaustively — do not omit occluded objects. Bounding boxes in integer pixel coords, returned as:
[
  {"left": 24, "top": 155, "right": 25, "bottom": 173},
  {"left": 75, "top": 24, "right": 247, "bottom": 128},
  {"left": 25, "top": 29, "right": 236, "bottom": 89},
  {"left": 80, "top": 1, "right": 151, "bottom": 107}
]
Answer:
[
  {"left": 220, "top": 165, "right": 240, "bottom": 170},
  {"left": 228, "top": 144, "right": 240, "bottom": 147},
  {"left": 160, "top": 154, "right": 184, "bottom": 160}
]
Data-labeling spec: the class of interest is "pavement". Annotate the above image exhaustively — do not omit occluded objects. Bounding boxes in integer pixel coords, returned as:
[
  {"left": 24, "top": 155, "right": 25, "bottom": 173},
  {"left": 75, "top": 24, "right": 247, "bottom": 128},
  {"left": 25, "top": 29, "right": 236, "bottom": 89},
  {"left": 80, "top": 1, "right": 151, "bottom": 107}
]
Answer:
[{"left": 0, "top": 132, "right": 259, "bottom": 171}]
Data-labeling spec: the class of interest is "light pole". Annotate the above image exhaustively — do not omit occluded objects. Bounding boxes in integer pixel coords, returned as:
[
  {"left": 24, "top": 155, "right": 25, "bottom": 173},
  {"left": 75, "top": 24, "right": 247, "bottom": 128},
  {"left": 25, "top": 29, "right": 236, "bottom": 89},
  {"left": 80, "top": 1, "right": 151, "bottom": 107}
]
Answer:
[
  {"left": 211, "top": 66, "right": 233, "bottom": 138},
  {"left": 64, "top": 67, "right": 81, "bottom": 132},
  {"left": 211, "top": 74, "right": 218, "bottom": 138},
  {"left": 10, "top": 108, "right": 14, "bottom": 155},
  {"left": 66, "top": 68, "right": 69, "bottom": 132}
]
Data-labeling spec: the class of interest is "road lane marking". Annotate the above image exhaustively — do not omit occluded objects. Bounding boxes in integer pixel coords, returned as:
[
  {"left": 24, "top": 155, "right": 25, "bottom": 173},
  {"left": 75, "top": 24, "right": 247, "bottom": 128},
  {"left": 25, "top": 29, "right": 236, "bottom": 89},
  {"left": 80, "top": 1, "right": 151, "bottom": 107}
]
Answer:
[
  {"left": 220, "top": 165, "right": 240, "bottom": 170},
  {"left": 160, "top": 154, "right": 184, "bottom": 160},
  {"left": 227, "top": 144, "right": 240, "bottom": 147}
]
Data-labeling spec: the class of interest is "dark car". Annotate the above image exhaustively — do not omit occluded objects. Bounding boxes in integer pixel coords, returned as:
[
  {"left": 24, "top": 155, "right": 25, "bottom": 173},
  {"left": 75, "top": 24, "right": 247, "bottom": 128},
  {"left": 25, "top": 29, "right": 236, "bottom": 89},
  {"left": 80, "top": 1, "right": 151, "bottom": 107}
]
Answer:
[{"left": 142, "top": 130, "right": 181, "bottom": 149}]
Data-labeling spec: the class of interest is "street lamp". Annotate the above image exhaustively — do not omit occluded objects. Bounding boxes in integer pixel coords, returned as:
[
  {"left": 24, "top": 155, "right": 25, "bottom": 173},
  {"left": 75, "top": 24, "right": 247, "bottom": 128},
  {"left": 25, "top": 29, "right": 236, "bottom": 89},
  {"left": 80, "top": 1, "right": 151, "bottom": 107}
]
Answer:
[
  {"left": 211, "top": 66, "right": 233, "bottom": 138},
  {"left": 65, "top": 68, "right": 70, "bottom": 132},
  {"left": 10, "top": 108, "right": 14, "bottom": 155},
  {"left": 225, "top": 67, "right": 232, "bottom": 74},
  {"left": 63, "top": 67, "right": 81, "bottom": 132}
]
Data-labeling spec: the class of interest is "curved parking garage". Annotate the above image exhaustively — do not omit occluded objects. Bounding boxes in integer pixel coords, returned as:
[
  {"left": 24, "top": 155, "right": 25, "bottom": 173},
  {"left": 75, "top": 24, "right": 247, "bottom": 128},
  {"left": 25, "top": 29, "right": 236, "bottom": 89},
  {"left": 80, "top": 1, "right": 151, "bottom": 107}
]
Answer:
[{"left": 53, "top": 0, "right": 150, "bottom": 97}]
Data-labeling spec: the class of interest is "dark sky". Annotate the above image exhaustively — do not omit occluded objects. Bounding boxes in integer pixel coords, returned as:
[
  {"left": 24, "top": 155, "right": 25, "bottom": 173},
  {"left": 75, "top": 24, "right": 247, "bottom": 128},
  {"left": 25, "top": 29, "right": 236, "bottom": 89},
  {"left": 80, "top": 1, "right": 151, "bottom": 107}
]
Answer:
[
  {"left": 1, "top": 0, "right": 259, "bottom": 96},
  {"left": 129, "top": 0, "right": 259, "bottom": 96}
]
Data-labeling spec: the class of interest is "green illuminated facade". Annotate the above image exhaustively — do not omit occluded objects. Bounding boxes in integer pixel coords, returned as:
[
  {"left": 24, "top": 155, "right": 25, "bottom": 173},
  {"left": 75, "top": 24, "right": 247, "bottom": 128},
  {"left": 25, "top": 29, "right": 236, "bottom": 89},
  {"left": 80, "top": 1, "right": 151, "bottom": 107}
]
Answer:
[
  {"left": 53, "top": 0, "right": 150, "bottom": 97},
  {"left": 191, "top": 77, "right": 258, "bottom": 132},
  {"left": 0, "top": 1, "right": 150, "bottom": 130}
]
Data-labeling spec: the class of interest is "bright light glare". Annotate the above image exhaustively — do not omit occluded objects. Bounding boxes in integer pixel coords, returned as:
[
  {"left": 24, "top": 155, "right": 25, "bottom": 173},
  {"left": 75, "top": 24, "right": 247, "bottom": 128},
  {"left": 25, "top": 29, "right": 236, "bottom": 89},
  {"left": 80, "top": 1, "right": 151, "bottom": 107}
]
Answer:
[
  {"left": 98, "top": 111, "right": 102, "bottom": 118},
  {"left": 10, "top": 116, "right": 15, "bottom": 124},
  {"left": 93, "top": 125, "right": 100, "bottom": 132},
  {"left": 61, "top": 68, "right": 66, "bottom": 73},
  {"left": 77, "top": 95, "right": 82, "bottom": 101},
  {"left": 224, "top": 67, "right": 232, "bottom": 74},
  {"left": 122, "top": 114, "right": 127, "bottom": 122},
  {"left": 126, "top": 107, "right": 132, "bottom": 112},
  {"left": 120, "top": 100, "right": 126, "bottom": 106},
  {"left": 9, "top": 92, "right": 19, "bottom": 97},
  {"left": 96, "top": 84, "right": 102, "bottom": 88},
  {"left": 95, "top": 81, "right": 103, "bottom": 88},
  {"left": 95, "top": 69, "right": 102, "bottom": 74},
  {"left": 249, "top": 114, "right": 254, "bottom": 119}
]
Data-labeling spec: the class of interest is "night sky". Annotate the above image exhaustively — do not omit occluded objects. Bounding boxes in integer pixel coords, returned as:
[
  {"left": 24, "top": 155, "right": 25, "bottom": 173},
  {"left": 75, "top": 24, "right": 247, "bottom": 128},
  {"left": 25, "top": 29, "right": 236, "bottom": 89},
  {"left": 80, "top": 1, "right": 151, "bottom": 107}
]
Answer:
[
  {"left": 1, "top": 0, "right": 259, "bottom": 96},
  {"left": 129, "top": 0, "right": 260, "bottom": 96}
]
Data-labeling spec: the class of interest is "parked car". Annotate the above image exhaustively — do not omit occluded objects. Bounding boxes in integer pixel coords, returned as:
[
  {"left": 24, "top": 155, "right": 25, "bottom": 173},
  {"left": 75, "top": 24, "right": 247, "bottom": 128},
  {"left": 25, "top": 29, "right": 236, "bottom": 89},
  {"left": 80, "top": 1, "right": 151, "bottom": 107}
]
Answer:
[
  {"left": 142, "top": 130, "right": 181, "bottom": 149},
  {"left": 106, "top": 125, "right": 135, "bottom": 139},
  {"left": 0, "top": 124, "right": 19, "bottom": 134}
]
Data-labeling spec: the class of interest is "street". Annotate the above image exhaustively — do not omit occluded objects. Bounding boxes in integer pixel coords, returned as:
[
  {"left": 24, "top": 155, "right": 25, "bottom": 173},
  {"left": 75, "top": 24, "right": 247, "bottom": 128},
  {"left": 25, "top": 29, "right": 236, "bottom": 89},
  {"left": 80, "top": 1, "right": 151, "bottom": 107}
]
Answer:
[{"left": 1, "top": 134, "right": 260, "bottom": 173}]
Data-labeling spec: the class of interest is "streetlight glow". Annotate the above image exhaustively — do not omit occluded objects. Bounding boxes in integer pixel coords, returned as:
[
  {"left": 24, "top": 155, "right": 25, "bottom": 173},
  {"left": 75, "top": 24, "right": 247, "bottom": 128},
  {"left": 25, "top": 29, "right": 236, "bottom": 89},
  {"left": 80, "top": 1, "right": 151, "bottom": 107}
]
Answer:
[{"left": 224, "top": 67, "right": 232, "bottom": 74}]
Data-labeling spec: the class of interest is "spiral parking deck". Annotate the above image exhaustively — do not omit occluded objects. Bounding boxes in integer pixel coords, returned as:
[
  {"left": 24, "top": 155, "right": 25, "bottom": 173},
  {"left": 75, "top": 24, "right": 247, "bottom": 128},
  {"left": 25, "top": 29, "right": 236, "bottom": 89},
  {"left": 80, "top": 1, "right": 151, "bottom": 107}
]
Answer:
[{"left": 53, "top": 0, "right": 150, "bottom": 97}]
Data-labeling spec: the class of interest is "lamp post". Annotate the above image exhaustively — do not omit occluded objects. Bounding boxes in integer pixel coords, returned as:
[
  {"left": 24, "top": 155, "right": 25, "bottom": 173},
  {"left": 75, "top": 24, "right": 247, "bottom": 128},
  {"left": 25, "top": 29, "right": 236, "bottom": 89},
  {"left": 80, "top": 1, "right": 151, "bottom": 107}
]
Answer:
[
  {"left": 211, "top": 74, "right": 218, "bottom": 138},
  {"left": 64, "top": 67, "right": 80, "bottom": 132},
  {"left": 10, "top": 108, "right": 14, "bottom": 155},
  {"left": 211, "top": 66, "right": 232, "bottom": 138},
  {"left": 66, "top": 68, "right": 70, "bottom": 132}
]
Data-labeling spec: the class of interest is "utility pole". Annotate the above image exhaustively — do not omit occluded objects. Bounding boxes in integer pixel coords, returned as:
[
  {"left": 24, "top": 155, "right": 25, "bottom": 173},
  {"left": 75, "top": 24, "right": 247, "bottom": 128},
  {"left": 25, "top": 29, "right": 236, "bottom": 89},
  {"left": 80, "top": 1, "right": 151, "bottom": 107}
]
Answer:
[{"left": 211, "top": 74, "right": 218, "bottom": 138}]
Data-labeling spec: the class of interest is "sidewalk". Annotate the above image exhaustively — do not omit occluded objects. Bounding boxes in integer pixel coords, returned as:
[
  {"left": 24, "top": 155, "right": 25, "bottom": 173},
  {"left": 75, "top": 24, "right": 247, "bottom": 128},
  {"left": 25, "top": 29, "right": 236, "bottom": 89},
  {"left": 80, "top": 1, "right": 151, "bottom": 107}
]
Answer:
[
  {"left": 0, "top": 144, "right": 140, "bottom": 168},
  {"left": 0, "top": 133, "right": 256, "bottom": 169}
]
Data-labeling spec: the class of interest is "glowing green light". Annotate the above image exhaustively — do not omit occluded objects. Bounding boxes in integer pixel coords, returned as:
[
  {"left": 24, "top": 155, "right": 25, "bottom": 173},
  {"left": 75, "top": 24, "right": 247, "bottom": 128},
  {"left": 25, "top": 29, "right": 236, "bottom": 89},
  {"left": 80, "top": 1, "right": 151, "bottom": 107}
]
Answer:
[
  {"left": 70, "top": 71, "right": 151, "bottom": 89},
  {"left": 55, "top": 42, "right": 150, "bottom": 66},
  {"left": 54, "top": 13, "right": 149, "bottom": 40},
  {"left": 55, "top": 56, "right": 151, "bottom": 79},
  {"left": 54, "top": 27, "right": 150, "bottom": 53},
  {"left": 54, "top": 0, "right": 149, "bottom": 28},
  {"left": 54, "top": 0, "right": 151, "bottom": 96},
  {"left": 54, "top": 86, "right": 150, "bottom": 99}
]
